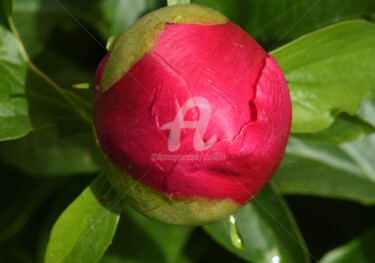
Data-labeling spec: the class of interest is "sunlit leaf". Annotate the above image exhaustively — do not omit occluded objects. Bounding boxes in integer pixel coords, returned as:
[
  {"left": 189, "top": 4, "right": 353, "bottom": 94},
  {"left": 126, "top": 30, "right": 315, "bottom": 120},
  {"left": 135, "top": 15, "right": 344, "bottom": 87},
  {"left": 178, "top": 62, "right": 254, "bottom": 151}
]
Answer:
[
  {"left": 271, "top": 20, "right": 375, "bottom": 133},
  {"left": 274, "top": 135, "right": 375, "bottom": 205},
  {"left": 45, "top": 173, "right": 121, "bottom": 263}
]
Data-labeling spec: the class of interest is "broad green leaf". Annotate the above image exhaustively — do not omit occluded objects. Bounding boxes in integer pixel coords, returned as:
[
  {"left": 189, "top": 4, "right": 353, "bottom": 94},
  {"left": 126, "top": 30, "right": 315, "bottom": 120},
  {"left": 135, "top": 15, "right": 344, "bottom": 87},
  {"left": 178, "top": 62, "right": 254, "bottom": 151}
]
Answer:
[
  {"left": 0, "top": 127, "right": 100, "bottom": 176},
  {"left": 294, "top": 114, "right": 375, "bottom": 144},
  {"left": 320, "top": 225, "right": 375, "bottom": 263},
  {"left": 101, "top": 205, "right": 193, "bottom": 263},
  {"left": 45, "top": 173, "right": 121, "bottom": 263},
  {"left": 35, "top": 177, "right": 98, "bottom": 263},
  {"left": 273, "top": 136, "right": 375, "bottom": 205},
  {"left": 0, "top": 22, "right": 33, "bottom": 141},
  {"left": 203, "top": 183, "right": 310, "bottom": 263},
  {"left": 271, "top": 20, "right": 375, "bottom": 133}
]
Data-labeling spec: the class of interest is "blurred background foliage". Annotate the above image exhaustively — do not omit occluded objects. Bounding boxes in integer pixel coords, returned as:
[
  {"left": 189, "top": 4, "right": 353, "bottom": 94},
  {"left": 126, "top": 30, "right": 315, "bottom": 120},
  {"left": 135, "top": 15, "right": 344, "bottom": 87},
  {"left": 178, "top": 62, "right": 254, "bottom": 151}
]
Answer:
[{"left": 1, "top": 0, "right": 375, "bottom": 262}]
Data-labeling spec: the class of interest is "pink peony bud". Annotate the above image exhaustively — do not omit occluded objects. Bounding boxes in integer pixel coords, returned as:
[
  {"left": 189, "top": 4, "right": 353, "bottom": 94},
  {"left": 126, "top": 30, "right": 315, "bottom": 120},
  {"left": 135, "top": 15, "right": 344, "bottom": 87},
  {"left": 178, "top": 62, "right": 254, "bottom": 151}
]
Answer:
[{"left": 94, "top": 4, "right": 291, "bottom": 225}]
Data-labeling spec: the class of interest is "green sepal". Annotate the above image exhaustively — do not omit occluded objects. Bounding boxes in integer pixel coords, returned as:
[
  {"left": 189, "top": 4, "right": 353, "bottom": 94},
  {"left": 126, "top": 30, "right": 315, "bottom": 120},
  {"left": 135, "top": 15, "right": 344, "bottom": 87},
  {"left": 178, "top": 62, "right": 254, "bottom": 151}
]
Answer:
[
  {"left": 102, "top": 153, "right": 241, "bottom": 226},
  {"left": 100, "top": 4, "right": 228, "bottom": 91}
]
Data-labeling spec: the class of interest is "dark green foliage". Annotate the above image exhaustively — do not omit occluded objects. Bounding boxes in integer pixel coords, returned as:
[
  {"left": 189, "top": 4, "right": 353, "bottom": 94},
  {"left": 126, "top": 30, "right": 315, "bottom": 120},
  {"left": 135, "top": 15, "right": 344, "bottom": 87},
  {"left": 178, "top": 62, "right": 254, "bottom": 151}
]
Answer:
[{"left": 1, "top": 0, "right": 375, "bottom": 262}]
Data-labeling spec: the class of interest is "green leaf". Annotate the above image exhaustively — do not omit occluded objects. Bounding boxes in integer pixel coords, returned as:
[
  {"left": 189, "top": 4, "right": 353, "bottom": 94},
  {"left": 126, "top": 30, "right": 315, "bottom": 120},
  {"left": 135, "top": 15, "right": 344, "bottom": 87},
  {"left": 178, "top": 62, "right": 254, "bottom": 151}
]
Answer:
[
  {"left": 101, "top": 205, "right": 193, "bottom": 263},
  {"left": 45, "top": 173, "right": 121, "bottom": 263},
  {"left": 35, "top": 178, "right": 96, "bottom": 263},
  {"left": 0, "top": 127, "right": 100, "bottom": 176},
  {"left": 294, "top": 114, "right": 375, "bottom": 144},
  {"left": 273, "top": 136, "right": 375, "bottom": 205},
  {"left": 271, "top": 20, "right": 375, "bottom": 133},
  {"left": 320, "top": 225, "right": 375, "bottom": 263},
  {"left": 0, "top": 22, "right": 33, "bottom": 141},
  {"left": 203, "top": 183, "right": 310, "bottom": 263}
]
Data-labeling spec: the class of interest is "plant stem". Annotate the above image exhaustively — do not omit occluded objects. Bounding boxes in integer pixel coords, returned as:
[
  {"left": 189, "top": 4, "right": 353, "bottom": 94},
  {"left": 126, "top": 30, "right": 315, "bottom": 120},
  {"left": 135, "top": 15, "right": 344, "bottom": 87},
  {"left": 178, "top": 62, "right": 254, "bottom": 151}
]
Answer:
[
  {"left": 8, "top": 17, "right": 93, "bottom": 124},
  {"left": 167, "top": 0, "right": 190, "bottom": 6}
]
